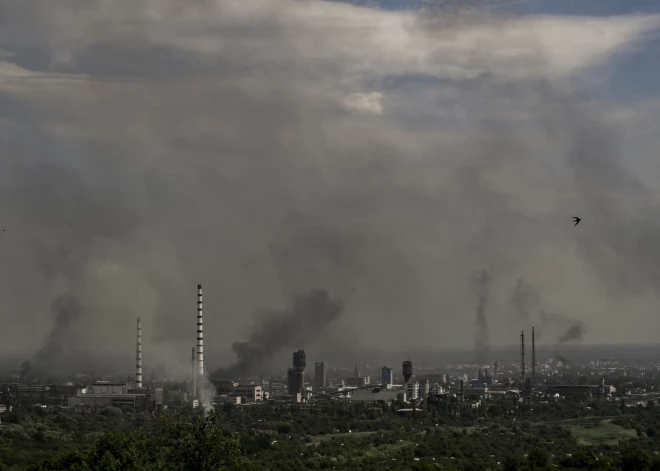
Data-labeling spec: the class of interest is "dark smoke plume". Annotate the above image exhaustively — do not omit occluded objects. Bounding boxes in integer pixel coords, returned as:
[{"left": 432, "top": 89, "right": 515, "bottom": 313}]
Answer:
[
  {"left": 510, "top": 278, "right": 541, "bottom": 323},
  {"left": 20, "top": 294, "right": 83, "bottom": 380},
  {"left": 541, "top": 310, "right": 586, "bottom": 362},
  {"left": 470, "top": 269, "right": 493, "bottom": 364},
  {"left": 211, "top": 289, "right": 343, "bottom": 379},
  {"left": 558, "top": 323, "right": 585, "bottom": 344}
]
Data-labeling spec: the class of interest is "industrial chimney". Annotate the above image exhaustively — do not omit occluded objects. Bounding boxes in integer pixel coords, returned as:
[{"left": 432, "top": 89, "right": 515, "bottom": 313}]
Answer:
[
  {"left": 196, "top": 284, "right": 204, "bottom": 398},
  {"left": 192, "top": 347, "right": 197, "bottom": 399},
  {"left": 136, "top": 318, "right": 143, "bottom": 388}
]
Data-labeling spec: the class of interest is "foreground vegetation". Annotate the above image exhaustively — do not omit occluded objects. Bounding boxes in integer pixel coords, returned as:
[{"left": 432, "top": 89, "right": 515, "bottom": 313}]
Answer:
[{"left": 2, "top": 399, "right": 660, "bottom": 470}]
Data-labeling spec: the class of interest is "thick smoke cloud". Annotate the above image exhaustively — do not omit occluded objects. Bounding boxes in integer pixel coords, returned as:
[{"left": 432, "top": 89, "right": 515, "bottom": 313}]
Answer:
[
  {"left": 558, "top": 323, "right": 585, "bottom": 344},
  {"left": 0, "top": 0, "right": 659, "bottom": 375},
  {"left": 211, "top": 289, "right": 343, "bottom": 379},
  {"left": 471, "top": 270, "right": 493, "bottom": 364}
]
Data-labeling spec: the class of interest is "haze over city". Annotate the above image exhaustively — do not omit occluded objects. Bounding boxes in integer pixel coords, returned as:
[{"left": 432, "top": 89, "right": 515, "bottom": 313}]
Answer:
[{"left": 2, "top": 0, "right": 660, "bottom": 380}]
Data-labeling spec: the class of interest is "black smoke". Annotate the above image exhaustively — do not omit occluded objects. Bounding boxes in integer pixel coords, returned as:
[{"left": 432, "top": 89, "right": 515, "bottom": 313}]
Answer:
[
  {"left": 20, "top": 294, "right": 83, "bottom": 380},
  {"left": 558, "top": 323, "right": 585, "bottom": 345},
  {"left": 541, "top": 311, "right": 586, "bottom": 362},
  {"left": 470, "top": 269, "right": 493, "bottom": 364},
  {"left": 211, "top": 289, "right": 343, "bottom": 379}
]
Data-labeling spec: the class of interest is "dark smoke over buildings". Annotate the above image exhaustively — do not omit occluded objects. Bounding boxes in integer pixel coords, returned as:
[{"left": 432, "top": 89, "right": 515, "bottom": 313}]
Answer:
[
  {"left": 211, "top": 289, "right": 343, "bottom": 379},
  {"left": 471, "top": 269, "right": 493, "bottom": 364},
  {"left": 20, "top": 294, "right": 83, "bottom": 380},
  {"left": 541, "top": 311, "right": 586, "bottom": 361},
  {"left": 0, "top": 0, "right": 659, "bottom": 361}
]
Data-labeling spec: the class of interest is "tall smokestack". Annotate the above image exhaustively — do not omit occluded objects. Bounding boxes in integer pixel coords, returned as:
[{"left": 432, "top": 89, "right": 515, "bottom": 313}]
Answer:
[
  {"left": 192, "top": 347, "right": 197, "bottom": 399},
  {"left": 532, "top": 327, "right": 536, "bottom": 390},
  {"left": 136, "top": 318, "right": 142, "bottom": 388},
  {"left": 196, "top": 284, "right": 204, "bottom": 398}
]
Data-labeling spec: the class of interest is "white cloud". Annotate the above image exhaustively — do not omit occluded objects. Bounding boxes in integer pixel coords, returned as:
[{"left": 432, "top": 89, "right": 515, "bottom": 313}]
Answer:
[{"left": 341, "top": 92, "right": 384, "bottom": 115}]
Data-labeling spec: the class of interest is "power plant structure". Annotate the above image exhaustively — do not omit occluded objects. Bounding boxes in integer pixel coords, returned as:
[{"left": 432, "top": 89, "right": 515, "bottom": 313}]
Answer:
[
  {"left": 136, "top": 318, "right": 142, "bottom": 389},
  {"left": 196, "top": 284, "right": 204, "bottom": 400},
  {"left": 67, "top": 317, "right": 164, "bottom": 410},
  {"left": 403, "top": 360, "right": 413, "bottom": 384},
  {"left": 191, "top": 347, "right": 197, "bottom": 399},
  {"left": 314, "top": 361, "right": 326, "bottom": 389},
  {"left": 290, "top": 350, "right": 306, "bottom": 397}
]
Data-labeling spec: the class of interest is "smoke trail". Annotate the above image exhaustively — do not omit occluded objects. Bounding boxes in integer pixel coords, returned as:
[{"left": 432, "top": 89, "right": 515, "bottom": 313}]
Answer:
[
  {"left": 509, "top": 278, "right": 541, "bottom": 324},
  {"left": 211, "top": 289, "right": 343, "bottom": 379},
  {"left": 470, "top": 269, "right": 493, "bottom": 364},
  {"left": 541, "top": 310, "right": 586, "bottom": 362}
]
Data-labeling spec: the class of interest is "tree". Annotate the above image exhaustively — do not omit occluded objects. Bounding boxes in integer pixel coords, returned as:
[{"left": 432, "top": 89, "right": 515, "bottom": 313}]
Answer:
[
  {"left": 27, "top": 451, "right": 88, "bottom": 471},
  {"left": 619, "top": 449, "right": 653, "bottom": 471},
  {"left": 86, "top": 430, "right": 162, "bottom": 471},
  {"left": 162, "top": 409, "right": 256, "bottom": 471},
  {"left": 527, "top": 447, "right": 550, "bottom": 469}
]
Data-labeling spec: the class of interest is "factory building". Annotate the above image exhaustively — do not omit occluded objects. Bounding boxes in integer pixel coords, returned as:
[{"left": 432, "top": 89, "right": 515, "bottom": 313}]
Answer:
[
  {"left": 345, "top": 376, "right": 371, "bottom": 388},
  {"left": 314, "top": 362, "right": 327, "bottom": 389},
  {"left": 406, "top": 381, "right": 420, "bottom": 400},
  {"left": 68, "top": 381, "right": 163, "bottom": 410},
  {"left": 347, "top": 388, "right": 403, "bottom": 403},
  {"left": 381, "top": 367, "right": 393, "bottom": 387},
  {"left": 288, "top": 350, "right": 306, "bottom": 396},
  {"left": 233, "top": 384, "right": 263, "bottom": 403}
]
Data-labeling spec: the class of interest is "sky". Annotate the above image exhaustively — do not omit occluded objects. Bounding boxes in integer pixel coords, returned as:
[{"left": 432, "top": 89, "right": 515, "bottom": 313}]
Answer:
[{"left": 1, "top": 0, "right": 660, "bottom": 376}]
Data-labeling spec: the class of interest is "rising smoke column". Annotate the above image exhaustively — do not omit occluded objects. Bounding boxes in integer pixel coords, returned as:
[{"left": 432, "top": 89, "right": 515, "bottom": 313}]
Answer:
[
  {"left": 1, "top": 0, "right": 659, "bottom": 360},
  {"left": 510, "top": 278, "right": 541, "bottom": 324},
  {"left": 540, "top": 311, "right": 586, "bottom": 360},
  {"left": 470, "top": 269, "right": 493, "bottom": 364},
  {"left": 211, "top": 289, "right": 344, "bottom": 379},
  {"left": 20, "top": 294, "right": 83, "bottom": 380}
]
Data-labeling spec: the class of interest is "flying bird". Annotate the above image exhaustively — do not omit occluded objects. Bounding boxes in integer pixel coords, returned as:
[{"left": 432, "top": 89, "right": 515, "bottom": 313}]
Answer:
[{"left": 572, "top": 217, "right": 581, "bottom": 226}]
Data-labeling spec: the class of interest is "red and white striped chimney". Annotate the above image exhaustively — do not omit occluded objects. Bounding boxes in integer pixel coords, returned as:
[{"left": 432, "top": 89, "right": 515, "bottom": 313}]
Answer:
[
  {"left": 136, "top": 318, "right": 142, "bottom": 388},
  {"left": 196, "top": 284, "right": 204, "bottom": 396}
]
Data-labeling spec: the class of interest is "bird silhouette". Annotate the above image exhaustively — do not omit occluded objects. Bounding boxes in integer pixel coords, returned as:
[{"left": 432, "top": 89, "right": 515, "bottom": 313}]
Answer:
[{"left": 572, "top": 217, "right": 581, "bottom": 226}]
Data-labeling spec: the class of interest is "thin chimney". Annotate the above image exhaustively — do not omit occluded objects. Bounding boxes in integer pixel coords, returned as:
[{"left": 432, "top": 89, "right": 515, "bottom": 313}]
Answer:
[
  {"left": 192, "top": 347, "right": 197, "bottom": 399},
  {"left": 532, "top": 327, "right": 536, "bottom": 390},
  {"left": 196, "top": 284, "right": 204, "bottom": 397},
  {"left": 136, "top": 318, "right": 142, "bottom": 388}
]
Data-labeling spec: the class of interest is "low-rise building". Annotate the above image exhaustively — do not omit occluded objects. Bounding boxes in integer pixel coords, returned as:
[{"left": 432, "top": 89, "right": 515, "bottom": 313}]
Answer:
[
  {"left": 347, "top": 389, "right": 401, "bottom": 403},
  {"left": 345, "top": 376, "right": 371, "bottom": 388},
  {"left": 234, "top": 384, "right": 263, "bottom": 403}
]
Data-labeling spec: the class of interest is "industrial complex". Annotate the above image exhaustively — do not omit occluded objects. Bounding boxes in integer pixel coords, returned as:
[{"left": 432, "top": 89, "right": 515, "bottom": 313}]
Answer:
[{"left": 1, "top": 283, "right": 650, "bottom": 416}]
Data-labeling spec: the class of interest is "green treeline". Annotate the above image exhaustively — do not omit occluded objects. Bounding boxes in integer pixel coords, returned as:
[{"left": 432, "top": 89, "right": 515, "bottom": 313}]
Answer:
[{"left": 2, "top": 399, "right": 660, "bottom": 470}]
